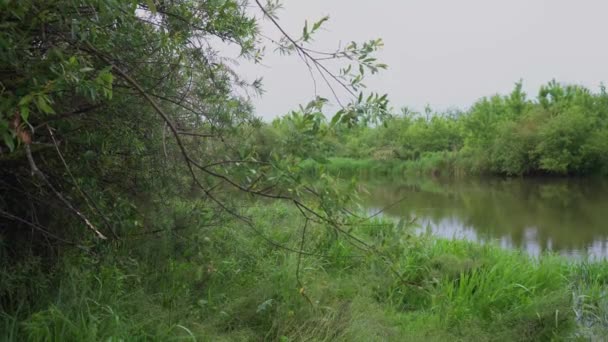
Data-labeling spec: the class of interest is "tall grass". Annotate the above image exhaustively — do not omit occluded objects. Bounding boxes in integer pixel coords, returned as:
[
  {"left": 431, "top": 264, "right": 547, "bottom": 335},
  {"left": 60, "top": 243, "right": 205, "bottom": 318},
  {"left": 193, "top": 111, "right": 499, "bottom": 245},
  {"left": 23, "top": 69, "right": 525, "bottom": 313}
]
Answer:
[
  {"left": 2, "top": 201, "right": 607, "bottom": 341},
  {"left": 301, "top": 153, "right": 474, "bottom": 179}
]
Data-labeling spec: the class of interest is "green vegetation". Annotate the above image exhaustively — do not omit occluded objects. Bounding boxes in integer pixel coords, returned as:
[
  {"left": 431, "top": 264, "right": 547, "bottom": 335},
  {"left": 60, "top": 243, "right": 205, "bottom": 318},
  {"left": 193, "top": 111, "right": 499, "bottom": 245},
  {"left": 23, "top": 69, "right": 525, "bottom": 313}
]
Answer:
[
  {"left": 3, "top": 202, "right": 608, "bottom": 340},
  {"left": 300, "top": 155, "right": 467, "bottom": 178},
  {"left": 1, "top": 1, "right": 608, "bottom": 341},
  {"left": 287, "top": 82, "right": 608, "bottom": 177}
]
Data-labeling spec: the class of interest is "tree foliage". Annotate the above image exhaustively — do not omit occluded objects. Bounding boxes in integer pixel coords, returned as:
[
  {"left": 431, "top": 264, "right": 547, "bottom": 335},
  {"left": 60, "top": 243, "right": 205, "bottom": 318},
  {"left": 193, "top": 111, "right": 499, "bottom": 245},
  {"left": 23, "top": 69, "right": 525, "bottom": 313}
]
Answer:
[
  {"left": 0, "top": 0, "right": 390, "bottom": 273},
  {"left": 306, "top": 81, "right": 608, "bottom": 176}
]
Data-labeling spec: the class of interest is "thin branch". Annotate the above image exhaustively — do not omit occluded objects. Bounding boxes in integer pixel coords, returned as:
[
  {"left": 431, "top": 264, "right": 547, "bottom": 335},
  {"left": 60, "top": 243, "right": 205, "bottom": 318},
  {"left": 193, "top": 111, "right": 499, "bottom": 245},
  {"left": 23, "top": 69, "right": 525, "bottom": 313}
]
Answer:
[
  {"left": 162, "top": 122, "right": 168, "bottom": 159},
  {"left": 254, "top": 0, "right": 355, "bottom": 105},
  {"left": 47, "top": 125, "right": 118, "bottom": 239},
  {"left": 24, "top": 144, "right": 107, "bottom": 240},
  {"left": 296, "top": 218, "right": 314, "bottom": 306},
  {"left": 177, "top": 131, "right": 215, "bottom": 138}
]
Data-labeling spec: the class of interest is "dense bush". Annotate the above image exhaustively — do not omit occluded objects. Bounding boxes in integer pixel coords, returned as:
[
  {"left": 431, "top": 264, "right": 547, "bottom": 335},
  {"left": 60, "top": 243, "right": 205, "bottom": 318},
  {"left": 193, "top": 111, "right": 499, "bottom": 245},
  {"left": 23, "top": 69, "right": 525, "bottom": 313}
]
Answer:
[
  {"left": 287, "top": 81, "right": 608, "bottom": 176},
  {"left": 0, "top": 1, "right": 391, "bottom": 339}
]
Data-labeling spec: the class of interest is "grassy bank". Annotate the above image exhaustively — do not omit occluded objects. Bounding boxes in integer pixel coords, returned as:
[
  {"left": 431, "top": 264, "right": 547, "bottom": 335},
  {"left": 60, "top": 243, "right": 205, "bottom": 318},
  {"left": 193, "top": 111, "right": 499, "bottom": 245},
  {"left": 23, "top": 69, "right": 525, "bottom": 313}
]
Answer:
[
  {"left": 2, "top": 200, "right": 607, "bottom": 341},
  {"left": 301, "top": 154, "right": 473, "bottom": 178},
  {"left": 301, "top": 154, "right": 608, "bottom": 179}
]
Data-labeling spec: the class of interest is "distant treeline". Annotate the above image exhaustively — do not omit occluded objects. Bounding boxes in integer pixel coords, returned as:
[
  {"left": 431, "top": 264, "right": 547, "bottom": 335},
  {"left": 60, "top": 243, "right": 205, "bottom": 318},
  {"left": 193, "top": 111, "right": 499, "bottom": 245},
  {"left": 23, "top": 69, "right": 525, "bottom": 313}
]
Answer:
[{"left": 260, "top": 81, "right": 608, "bottom": 177}]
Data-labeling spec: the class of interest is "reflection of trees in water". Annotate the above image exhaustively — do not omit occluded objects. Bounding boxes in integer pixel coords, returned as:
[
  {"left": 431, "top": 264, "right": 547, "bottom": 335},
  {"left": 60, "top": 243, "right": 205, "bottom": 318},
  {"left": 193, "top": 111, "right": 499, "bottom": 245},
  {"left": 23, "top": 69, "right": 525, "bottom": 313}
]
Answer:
[{"left": 363, "top": 177, "right": 608, "bottom": 258}]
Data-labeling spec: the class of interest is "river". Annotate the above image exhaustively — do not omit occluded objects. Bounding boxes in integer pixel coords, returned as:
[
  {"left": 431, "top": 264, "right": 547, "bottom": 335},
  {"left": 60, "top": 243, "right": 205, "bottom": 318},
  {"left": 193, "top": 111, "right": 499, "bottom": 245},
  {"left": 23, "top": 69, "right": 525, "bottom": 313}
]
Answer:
[{"left": 361, "top": 177, "right": 608, "bottom": 259}]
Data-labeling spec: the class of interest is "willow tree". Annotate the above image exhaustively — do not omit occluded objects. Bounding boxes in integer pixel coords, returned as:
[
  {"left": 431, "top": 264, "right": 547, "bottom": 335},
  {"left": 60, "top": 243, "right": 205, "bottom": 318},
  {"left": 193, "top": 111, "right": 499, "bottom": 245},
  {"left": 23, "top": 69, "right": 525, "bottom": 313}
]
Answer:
[{"left": 0, "top": 0, "right": 389, "bottom": 272}]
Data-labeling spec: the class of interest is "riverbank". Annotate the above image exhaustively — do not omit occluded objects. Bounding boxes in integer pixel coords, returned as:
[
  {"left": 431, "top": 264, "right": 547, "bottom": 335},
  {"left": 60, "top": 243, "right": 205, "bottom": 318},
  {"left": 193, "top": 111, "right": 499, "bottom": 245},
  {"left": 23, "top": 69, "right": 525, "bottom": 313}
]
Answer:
[
  {"left": 301, "top": 154, "right": 473, "bottom": 178},
  {"left": 301, "top": 155, "right": 608, "bottom": 179},
  {"left": 2, "top": 201, "right": 607, "bottom": 341}
]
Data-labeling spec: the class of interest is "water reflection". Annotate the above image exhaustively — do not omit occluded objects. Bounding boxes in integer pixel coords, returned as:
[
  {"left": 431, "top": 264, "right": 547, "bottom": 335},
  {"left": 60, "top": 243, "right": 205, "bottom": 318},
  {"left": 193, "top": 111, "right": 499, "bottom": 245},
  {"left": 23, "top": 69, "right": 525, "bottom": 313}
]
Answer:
[{"left": 361, "top": 177, "right": 608, "bottom": 260}]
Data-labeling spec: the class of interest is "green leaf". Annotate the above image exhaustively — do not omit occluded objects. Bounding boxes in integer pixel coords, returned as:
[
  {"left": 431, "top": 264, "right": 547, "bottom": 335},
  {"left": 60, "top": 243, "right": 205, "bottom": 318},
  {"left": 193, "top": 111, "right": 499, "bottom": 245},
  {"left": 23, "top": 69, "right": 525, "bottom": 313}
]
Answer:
[
  {"left": 3, "top": 133, "right": 15, "bottom": 152},
  {"left": 36, "top": 96, "right": 55, "bottom": 115},
  {"left": 302, "top": 20, "right": 309, "bottom": 41},
  {"left": 312, "top": 16, "right": 329, "bottom": 32},
  {"left": 330, "top": 111, "right": 343, "bottom": 127},
  {"left": 18, "top": 94, "right": 32, "bottom": 106},
  {"left": 20, "top": 106, "right": 30, "bottom": 122}
]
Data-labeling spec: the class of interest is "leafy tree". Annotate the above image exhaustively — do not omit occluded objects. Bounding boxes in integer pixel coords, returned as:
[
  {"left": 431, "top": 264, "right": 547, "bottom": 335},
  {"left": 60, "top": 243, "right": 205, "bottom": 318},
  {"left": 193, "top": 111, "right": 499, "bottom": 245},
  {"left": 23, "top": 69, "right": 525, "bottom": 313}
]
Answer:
[
  {"left": 0, "top": 0, "right": 390, "bottom": 290},
  {"left": 298, "top": 81, "right": 608, "bottom": 176}
]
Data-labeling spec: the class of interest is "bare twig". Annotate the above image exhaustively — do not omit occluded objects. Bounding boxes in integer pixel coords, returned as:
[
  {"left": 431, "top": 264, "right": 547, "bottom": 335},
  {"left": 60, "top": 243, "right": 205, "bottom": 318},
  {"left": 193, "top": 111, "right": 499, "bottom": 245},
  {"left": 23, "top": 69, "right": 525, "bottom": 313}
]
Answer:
[
  {"left": 47, "top": 125, "right": 118, "bottom": 239},
  {"left": 254, "top": 0, "right": 355, "bottom": 106},
  {"left": 25, "top": 144, "right": 107, "bottom": 240},
  {"left": 296, "top": 218, "right": 314, "bottom": 306},
  {"left": 177, "top": 131, "right": 215, "bottom": 138},
  {"left": 162, "top": 122, "right": 168, "bottom": 159}
]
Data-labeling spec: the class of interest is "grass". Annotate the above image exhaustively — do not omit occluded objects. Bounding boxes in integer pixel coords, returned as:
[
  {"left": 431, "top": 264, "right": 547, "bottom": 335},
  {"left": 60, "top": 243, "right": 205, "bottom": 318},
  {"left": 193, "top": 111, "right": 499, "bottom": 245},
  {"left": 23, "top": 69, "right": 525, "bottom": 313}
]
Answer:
[
  {"left": 301, "top": 153, "right": 473, "bottom": 179},
  {"left": 2, "top": 200, "right": 608, "bottom": 341}
]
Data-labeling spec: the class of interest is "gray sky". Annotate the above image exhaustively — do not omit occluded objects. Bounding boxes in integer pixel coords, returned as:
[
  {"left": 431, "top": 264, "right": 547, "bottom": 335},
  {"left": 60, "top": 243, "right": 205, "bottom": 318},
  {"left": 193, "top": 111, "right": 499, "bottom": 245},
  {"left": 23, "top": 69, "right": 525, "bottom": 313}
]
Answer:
[{"left": 236, "top": 0, "right": 608, "bottom": 120}]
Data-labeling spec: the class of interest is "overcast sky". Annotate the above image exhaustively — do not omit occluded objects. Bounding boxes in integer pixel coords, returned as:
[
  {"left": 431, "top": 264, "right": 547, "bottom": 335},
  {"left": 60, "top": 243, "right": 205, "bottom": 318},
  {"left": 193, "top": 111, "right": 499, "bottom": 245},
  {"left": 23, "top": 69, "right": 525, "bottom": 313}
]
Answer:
[{"left": 235, "top": 0, "right": 608, "bottom": 120}]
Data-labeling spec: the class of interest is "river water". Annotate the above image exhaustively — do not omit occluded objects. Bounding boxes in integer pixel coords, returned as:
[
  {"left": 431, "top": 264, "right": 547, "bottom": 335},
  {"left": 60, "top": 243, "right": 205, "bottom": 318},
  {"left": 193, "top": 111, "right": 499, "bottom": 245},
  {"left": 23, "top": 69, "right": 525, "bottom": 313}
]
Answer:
[{"left": 361, "top": 177, "right": 608, "bottom": 259}]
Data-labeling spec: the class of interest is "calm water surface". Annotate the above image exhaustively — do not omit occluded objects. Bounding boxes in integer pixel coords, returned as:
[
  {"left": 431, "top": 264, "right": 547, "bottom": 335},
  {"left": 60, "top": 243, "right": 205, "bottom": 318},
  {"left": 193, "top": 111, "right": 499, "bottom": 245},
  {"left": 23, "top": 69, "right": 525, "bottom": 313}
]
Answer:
[{"left": 361, "top": 177, "right": 608, "bottom": 259}]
